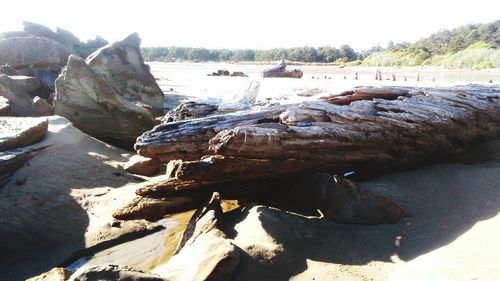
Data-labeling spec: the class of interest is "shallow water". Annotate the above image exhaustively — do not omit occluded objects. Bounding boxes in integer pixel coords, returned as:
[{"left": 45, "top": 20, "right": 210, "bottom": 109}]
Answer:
[{"left": 68, "top": 211, "right": 194, "bottom": 273}]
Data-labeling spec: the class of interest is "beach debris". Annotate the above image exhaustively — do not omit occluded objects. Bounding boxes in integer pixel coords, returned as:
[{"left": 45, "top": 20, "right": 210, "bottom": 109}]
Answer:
[
  {"left": 262, "top": 60, "right": 303, "bottom": 78},
  {"left": 207, "top": 69, "right": 248, "bottom": 77}
]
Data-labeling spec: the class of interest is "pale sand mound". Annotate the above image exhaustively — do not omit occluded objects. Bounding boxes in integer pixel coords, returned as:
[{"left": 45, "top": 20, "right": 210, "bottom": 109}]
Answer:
[
  {"left": 0, "top": 116, "right": 159, "bottom": 281},
  {"left": 229, "top": 140, "right": 500, "bottom": 281}
]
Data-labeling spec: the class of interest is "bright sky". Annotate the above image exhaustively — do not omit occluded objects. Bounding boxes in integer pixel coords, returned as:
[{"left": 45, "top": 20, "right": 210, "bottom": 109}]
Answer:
[{"left": 1, "top": 0, "right": 498, "bottom": 50}]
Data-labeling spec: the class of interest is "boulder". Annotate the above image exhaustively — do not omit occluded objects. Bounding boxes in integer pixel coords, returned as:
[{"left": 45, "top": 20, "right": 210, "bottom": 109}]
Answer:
[
  {"left": 0, "top": 97, "right": 10, "bottom": 116},
  {"left": 123, "top": 155, "right": 159, "bottom": 176},
  {"left": 262, "top": 60, "right": 303, "bottom": 78},
  {"left": 230, "top": 71, "right": 248, "bottom": 77},
  {"left": 33, "top": 96, "right": 54, "bottom": 116},
  {"left": 9, "top": 75, "right": 41, "bottom": 94},
  {"left": 54, "top": 33, "right": 164, "bottom": 145},
  {"left": 16, "top": 64, "right": 62, "bottom": 97},
  {"left": 0, "top": 37, "right": 73, "bottom": 68},
  {"left": 0, "top": 64, "right": 16, "bottom": 75},
  {"left": 68, "top": 264, "right": 165, "bottom": 281},
  {"left": 27, "top": 268, "right": 72, "bottom": 281},
  {"left": 0, "top": 117, "right": 48, "bottom": 151},
  {"left": 281, "top": 173, "right": 409, "bottom": 224},
  {"left": 0, "top": 74, "right": 35, "bottom": 116}
]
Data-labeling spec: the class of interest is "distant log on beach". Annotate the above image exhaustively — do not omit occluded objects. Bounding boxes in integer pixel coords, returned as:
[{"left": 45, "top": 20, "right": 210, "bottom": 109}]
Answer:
[
  {"left": 136, "top": 85, "right": 500, "bottom": 183},
  {"left": 262, "top": 60, "right": 303, "bottom": 78},
  {"left": 208, "top": 69, "right": 248, "bottom": 77}
]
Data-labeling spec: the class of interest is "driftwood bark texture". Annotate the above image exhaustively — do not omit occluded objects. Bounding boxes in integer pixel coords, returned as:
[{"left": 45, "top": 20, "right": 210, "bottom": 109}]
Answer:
[{"left": 137, "top": 85, "right": 500, "bottom": 185}]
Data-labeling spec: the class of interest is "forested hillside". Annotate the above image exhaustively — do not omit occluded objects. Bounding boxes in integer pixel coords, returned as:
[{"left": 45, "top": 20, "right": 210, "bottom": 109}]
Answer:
[{"left": 142, "top": 20, "right": 499, "bottom": 68}]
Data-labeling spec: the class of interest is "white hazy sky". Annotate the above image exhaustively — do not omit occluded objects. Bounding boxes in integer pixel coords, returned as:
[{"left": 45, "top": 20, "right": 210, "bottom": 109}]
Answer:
[{"left": 0, "top": 0, "right": 498, "bottom": 50}]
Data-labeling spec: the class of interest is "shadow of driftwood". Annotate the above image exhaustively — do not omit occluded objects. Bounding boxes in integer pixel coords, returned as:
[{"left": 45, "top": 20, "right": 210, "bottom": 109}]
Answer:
[{"left": 226, "top": 144, "right": 500, "bottom": 280}]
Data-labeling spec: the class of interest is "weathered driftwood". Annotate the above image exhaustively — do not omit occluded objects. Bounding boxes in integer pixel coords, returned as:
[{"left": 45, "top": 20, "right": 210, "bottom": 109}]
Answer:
[
  {"left": 210, "top": 85, "right": 500, "bottom": 168},
  {"left": 163, "top": 81, "right": 260, "bottom": 123},
  {"left": 135, "top": 105, "right": 288, "bottom": 162},
  {"left": 136, "top": 85, "right": 500, "bottom": 184},
  {"left": 164, "top": 101, "right": 218, "bottom": 122},
  {"left": 116, "top": 173, "right": 408, "bottom": 225}
]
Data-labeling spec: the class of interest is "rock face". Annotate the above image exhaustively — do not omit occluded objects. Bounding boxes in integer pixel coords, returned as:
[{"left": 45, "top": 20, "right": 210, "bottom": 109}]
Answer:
[
  {"left": 0, "top": 74, "right": 35, "bottom": 116},
  {"left": 0, "top": 37, "right": 73, "bottom": 68},
  {"left": 54, "top": 33, "right": 164, "bottom": 145},
  {"left": 68, "top": 264, "right": 165, "bottom": 281},
  {"left": 9, "top": 76, "right": 41, "bottom": 95},
  {"left": 123, "top": 155, "right": 159, "bottom": 176},
  {"left": 262, "top": 60, "right": 303, "bottom": 78}
]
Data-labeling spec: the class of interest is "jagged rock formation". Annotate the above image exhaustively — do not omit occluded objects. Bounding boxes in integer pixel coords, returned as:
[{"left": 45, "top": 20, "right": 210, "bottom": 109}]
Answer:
[
  {"left": 0, "top": 22, "right": 109, "bottom": 106},
  {"left": 54, "top": 33, "right": 164, "bottom": 145}
]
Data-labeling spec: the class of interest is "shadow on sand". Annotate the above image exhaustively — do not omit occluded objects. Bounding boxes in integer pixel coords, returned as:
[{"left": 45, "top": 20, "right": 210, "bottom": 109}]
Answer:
[
  {"left": 227, "top": 141, "right": 500, "bottom": 280},
  {"left": 0, "top": 118, "right": 134, "bottom": 281}
]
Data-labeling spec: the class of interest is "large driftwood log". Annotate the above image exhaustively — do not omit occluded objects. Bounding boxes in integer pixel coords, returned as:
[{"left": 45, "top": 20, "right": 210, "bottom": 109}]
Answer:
[{"left": 136, "top": 85, "right": 500, "bottom": 184}]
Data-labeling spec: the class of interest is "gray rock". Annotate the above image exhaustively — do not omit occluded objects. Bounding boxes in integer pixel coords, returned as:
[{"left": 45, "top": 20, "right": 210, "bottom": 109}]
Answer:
[
  {"left": 0, "top": 64, "right": 16, "bottom": 75},
  {"left": 0, "top": 117, "right": 48, "bottom": 151},
  {"left": 0, "top": 37, "right": 73, "bottom": 68},
  {"left": 33, "top": 97, "right": 53, "bottom": 116},
  {"left": 0, "top": 75, "right": 35, "bottom": 116},
  {"left": 76, "top": 36, "right": 109, "bottom": 58},
  {"left": 55, "top": 27, "right": 83, "bottom": 47},
  {"left": 68, "top": 264, "right": 165, "bottom": 281},
  {"left": 9, "top": 75, "right": 41, "bottom": 94},
  {"left": 0, "top": 30, "right": 29, "bottom": 39},
  {"left": 54, "top": 33, "right": 164, "bottom": 145},
  {"left": 23, "top": 21, "right": 60, "bottom": 42}
]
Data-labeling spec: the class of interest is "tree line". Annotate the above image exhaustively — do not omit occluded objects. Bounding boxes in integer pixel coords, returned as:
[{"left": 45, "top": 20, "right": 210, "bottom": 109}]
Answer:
[
  {"left": 142, "top": 45, "right": 361, "bottom": 63},
  {"left": 142, "top": 20, "right": 499, "bottom": 65}
]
